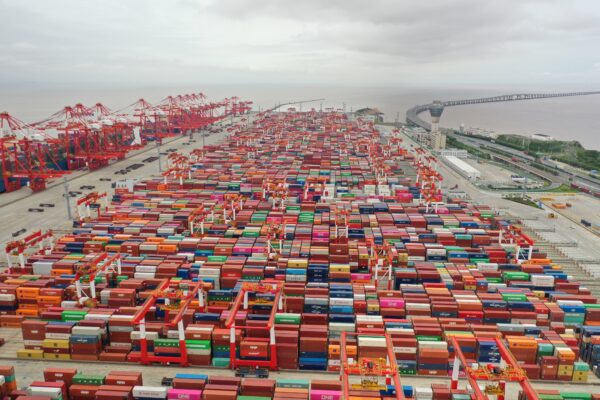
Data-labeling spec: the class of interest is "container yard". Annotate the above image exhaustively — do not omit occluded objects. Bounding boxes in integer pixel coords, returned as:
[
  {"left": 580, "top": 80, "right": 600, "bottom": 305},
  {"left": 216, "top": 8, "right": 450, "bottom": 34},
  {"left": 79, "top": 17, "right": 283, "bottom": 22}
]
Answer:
[{"left": 1, "top": 108, "right": 600, "bottom": 400}]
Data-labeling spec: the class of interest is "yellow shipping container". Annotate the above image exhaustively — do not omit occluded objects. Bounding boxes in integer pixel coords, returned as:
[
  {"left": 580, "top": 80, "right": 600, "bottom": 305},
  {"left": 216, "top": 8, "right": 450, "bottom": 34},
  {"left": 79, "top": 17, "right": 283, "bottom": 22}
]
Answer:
[
  {"left": 42, "top": 339, "right": 70, "bottom": 349},
  {"left": 43, "top": 353, "right": 71, "bottom": 360},
  {"left": 17, "top": 349, "right": 44, "bottom": 359}
]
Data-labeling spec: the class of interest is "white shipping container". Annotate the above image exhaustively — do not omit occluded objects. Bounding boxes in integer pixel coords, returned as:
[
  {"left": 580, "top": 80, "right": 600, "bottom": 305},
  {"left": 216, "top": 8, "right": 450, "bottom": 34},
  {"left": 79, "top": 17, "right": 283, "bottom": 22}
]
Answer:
[
  {"left": 136, "top": 265, "right": 157, "bottom": 273},
  {"left": 478, "top": 263, "right": 499, "bottom": 272},
  {"left": 71, "top": 326, "right": 102, "bottom": 336},
  {"left": 32, "top": 261, "right": 54, "bottom": 276},
  {"left": 134, "top": 272, "right": 156, "bottom": 279},
  {"left": 23, "top": 340, "right": 43, "bottom": 347},
  {"left": 131, "top": 331, "right": 159, "bottom": 340},
  {"left": 419, "top": 341, "right": 448, "bottom": 350},
  {"left": 394, "top": 346, "right": 417, "bottom": 354},
  {"left": 358, "top": 336, "right": 387, "bottom": 348},
  {"left": 85, "top": 313, "right": 111, "bottom": 321},
  {"left": 133, "top": 386, "right": 168, "bottom": 399},
  {"left": 28, "top": 387, "right": 62, "bottom": 399},
  {"left": 329, "top": 297, "right": 353, "bottom": 306},
  {"left": 45, "top": 333, "right": 71, "bottom": 340},
  {"left": 328, "top": 322, "right": 356, "bottom": 332},
  {"left": 356, "top": 315, "right": 384, "bottom": 322},
  {"left": 415, "top": 387, "right": 433, "bottom": 400}
]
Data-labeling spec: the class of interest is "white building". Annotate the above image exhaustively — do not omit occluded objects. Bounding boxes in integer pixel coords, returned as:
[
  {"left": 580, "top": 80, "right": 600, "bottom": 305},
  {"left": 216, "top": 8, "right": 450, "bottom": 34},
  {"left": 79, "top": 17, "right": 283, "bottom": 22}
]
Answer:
[
  {"left": 444, "top": 156, "right": 481, "bottom": 181},
  {"left": 531, "top": 133, "right": 554, "bottom": 141},
  {"left": 440, "top": 149, "right": 468, "bottom": 158}
]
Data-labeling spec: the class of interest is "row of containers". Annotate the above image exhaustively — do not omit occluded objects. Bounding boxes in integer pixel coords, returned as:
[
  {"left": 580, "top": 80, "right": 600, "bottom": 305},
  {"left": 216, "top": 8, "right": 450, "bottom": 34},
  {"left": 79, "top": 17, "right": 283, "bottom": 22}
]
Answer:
[
  {"left": 2, "top": 111, "right": 600, "bottom": 379},
  {"left": 6, "top": 276, "right": 596, "bottom": 381},
  {"left": 0, "top": 366, "right": 598, "bottom": 400},
  {"left": 0, "top": 366, "right": 600, "bottom": 400}
]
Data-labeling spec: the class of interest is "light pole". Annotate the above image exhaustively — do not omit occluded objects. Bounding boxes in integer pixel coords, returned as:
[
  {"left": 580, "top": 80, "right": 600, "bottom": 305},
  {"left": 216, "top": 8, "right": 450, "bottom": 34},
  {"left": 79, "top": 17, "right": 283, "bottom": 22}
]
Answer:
[
  {"left": 63, "top": 176, "right": 72, "bottom": 220},
  {"left": 156, "top": 141, "right": 162, "bottom": 173}
]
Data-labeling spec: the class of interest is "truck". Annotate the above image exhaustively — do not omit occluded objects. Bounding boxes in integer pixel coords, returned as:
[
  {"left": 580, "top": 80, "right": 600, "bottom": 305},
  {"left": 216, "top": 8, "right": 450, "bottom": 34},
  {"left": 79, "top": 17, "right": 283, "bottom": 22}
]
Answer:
[{"left": 581, "top": 219, "right": 592, "bottom": 227}]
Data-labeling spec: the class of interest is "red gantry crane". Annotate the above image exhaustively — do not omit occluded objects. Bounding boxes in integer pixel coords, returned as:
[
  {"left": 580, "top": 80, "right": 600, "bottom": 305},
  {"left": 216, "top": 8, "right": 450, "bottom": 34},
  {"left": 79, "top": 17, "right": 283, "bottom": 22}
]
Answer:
[
  {"left": 0, "top": 112, "right": 69, "bottom": 192},
  {"left": 340, "top": 332, "right": 404, "bottom": 400},
  {"left": 72, "top": 252, "right": 122, "bottom": 307},
  {"left": 224, "top": 281, "right": 284, "bottom": 370},
  {"left": 4, "top": 230, "right": 55, "bottom": 269},
  {"left": 450, "top": 337, "right": 539, "bottom": 400},
  {"left": 74, "top": 191, "right": 108, "bottom": 222},
  {"left": 130, "top": 278, "right": 205, "bottom": 366}
]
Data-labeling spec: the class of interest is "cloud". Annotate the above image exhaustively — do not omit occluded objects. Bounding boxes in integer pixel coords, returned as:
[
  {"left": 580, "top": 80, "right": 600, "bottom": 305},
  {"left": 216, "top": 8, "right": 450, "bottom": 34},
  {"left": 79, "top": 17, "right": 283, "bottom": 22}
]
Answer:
[{"left": 0, "top": 0, "right": 599, "bottom": 88}]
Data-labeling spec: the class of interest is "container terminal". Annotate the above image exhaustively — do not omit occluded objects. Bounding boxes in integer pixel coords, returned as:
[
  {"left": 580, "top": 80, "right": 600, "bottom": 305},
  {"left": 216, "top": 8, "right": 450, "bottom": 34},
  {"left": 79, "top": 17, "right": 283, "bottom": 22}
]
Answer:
[{"left": 0, "top": 99, "right": 599, "bottom": 400}]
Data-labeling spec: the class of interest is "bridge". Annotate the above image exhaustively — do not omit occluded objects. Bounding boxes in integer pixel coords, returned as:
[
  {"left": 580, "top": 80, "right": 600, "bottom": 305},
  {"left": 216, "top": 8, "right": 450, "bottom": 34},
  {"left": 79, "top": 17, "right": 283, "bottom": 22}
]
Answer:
[{"left": 406, "top": 90, "right": 600, "bottom": 130}]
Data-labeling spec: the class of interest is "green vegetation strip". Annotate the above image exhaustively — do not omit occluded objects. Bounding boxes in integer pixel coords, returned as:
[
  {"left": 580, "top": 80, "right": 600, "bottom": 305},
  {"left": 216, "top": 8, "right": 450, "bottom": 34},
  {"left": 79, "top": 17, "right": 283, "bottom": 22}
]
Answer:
[{"left": 496, "top": 134, "right": 600, "bottom": 171}]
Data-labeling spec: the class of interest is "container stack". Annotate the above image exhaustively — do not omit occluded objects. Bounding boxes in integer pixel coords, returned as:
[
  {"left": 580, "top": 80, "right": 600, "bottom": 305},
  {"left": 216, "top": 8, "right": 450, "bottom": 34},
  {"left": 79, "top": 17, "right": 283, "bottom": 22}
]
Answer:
[{"left": 2, "top": 110, "right": 600, "bottom": 384}]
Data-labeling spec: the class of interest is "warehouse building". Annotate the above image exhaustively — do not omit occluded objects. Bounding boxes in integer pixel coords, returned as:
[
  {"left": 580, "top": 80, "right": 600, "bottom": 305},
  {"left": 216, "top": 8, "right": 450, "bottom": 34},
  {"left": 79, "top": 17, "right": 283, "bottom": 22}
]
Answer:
[{"left": 444, "top": 155, "right": 481, "bottom": 181}]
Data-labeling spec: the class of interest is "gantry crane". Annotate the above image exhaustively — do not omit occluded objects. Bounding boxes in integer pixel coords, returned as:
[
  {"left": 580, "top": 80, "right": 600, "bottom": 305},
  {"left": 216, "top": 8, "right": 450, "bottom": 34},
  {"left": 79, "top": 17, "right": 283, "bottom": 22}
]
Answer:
[
  {"left": 367, "top": 239, "right": 398, "bottom": 289},
  {"left": 225, "top": 281, "right": 284, "bottom": 370},
  {"left": 188, "top": 204, "right": 216, "bottom": 236},
  {"left": 74, "top": 191, "right": 108, "bottom": 222},
  {"left": 130, "top": 278, "right": 206, "bottom": 366},
  {"left": 450, "top": 337, "right": 539, "bottom": 400},
  {"left": 497, "top": 224, "right": 536, "bottom": 264},
  {"left": 340, "top": 332, "right": 404, "bottom": 400},
  {"left": 4, "top": 230, "right": 55, "bottom": 269},
  {"left": 72, "top": 252, "right": 122, "bottom": 307}
]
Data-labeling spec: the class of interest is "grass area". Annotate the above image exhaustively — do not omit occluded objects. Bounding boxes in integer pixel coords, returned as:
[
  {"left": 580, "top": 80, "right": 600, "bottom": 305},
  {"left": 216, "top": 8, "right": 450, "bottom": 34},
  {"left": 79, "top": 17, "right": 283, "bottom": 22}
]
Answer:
[
  {"left": 503, "top": 195, "right": 542, "bottom": 209},
  {"left": 539, "top": 183, "right": 578, "bottom": 193},
  {"left": 495, "top": 134, "right": 600, "bottom": 171}
]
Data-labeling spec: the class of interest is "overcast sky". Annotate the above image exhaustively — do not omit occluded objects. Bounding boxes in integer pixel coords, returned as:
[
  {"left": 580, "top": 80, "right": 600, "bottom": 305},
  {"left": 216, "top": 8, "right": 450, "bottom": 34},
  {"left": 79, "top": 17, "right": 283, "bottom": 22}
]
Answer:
[{"left": 1, "top": 0, "right": 600, "bottom": 88}]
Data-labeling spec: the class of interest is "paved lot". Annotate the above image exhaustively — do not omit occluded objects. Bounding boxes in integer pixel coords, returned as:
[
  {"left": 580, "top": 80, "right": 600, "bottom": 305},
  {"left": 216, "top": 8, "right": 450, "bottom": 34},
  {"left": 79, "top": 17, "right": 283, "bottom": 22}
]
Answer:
[
  {"left": 533, "top": 193, "right": 600, "bottom": 230},
  {"left": 462, "top": 158, "right": 542, "bottom": 188}
]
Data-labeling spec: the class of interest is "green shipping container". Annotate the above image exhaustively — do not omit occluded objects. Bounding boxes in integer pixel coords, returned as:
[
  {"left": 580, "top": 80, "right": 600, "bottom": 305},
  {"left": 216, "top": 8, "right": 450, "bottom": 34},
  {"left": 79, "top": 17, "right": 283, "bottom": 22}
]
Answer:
[
  {"left": 573, "top": 361, "right": 589, "bottom": 371},
  {"left": 538, "top": 395, "right": 562, "bottom": 400},
  {"left": 154, "top": 338, "right": 180, "bottom": 348},
  {"left": 502, "top": 272, "right": 530, "bottom": 281},
  {"left": 185, "top": 340, "right": 211, "bottom": 350},
  {"left": 399, "top": 368, "right": 416, "bottom": 375},
  {"left": 275, "top": 313, "right": 301, "bottom": 325},
  {"left": 501, "top": 293, "right": 528, "bottom": 302},
  {"left": 73, "top": 374, "right": 105, "bottom": 385},
  {"left": 237, "top": 397, "right": 271, "bottom": 400},
  {"left": 560, "top": 393, "right": 592, "bottom": 400},
  {"left": 212, "top": 357, "right": 230, "bottom": 368}
]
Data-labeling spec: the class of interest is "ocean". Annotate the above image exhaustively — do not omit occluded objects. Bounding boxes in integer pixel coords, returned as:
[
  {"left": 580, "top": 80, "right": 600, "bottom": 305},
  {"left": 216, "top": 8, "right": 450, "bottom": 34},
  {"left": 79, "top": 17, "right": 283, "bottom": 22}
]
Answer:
[{"left": 2, "top": 84, "right": 599, "bottom": 150}]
